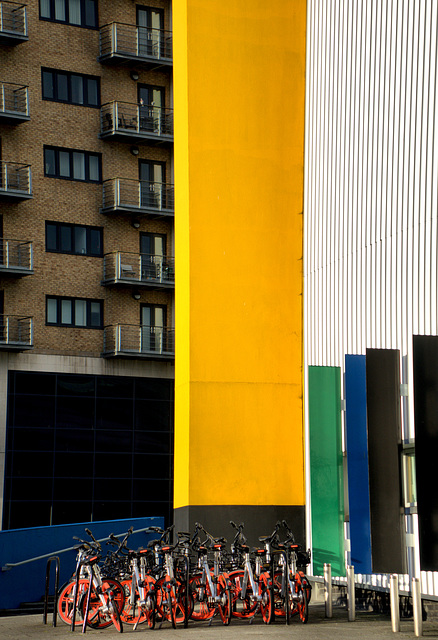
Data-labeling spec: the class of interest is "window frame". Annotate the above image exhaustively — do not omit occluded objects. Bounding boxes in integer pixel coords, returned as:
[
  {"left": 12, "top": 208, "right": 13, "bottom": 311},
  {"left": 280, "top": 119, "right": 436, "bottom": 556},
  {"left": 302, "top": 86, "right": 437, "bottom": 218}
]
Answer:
[
  {"left": 44, "top": 146, "right": 102, "bottom": 184},
  {"left": 46, "top": 221, "right": 103, "bottom": 257},
  {"left": 46, "top": 296, "right": 104, "bottom": 329},
  {"left": 42, "top": 68, "right": 100, "bottom": 108},
  {"left": 39, "top": 0, "right": 98, "bottom": 30}
]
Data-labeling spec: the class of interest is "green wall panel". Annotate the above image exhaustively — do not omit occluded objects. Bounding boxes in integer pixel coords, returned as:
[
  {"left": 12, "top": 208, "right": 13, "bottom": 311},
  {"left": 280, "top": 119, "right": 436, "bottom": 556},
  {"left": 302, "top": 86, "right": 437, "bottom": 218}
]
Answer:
[{"left": 308, "top": 366, "right": 344, "bottom": 576}]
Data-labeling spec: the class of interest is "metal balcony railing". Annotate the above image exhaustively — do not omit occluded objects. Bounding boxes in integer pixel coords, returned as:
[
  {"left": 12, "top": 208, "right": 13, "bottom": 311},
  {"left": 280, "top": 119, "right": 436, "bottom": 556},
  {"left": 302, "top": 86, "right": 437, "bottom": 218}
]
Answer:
[
  {"left": 100, "top": 101, "right": 173, "bottom": 143},
  {"left": 102, "top": 178, "right": 174, "bottom": 216},
  {"left": 0, "top": 161, "right": 32, "bottom": 198},
  {"left": 0, "top": 2, "right": 27, "bottom": 42},
  {"left": 99, "top": 22, "right": 172, "bottom": 66},
  {"left": 0, "top": 82, "right": 28, "bottom": 121},
  {"left": 103, "top": 324, "right": 175, "bottom": 359},
  {"left": 0, "top": 238, "right": 33, "bottom": 274},
  {"left": 0, "top": 315, "right": 33, "bottom": 349},
  {"left": 103, "top": 252, "right": 174, "bottom": 288}
]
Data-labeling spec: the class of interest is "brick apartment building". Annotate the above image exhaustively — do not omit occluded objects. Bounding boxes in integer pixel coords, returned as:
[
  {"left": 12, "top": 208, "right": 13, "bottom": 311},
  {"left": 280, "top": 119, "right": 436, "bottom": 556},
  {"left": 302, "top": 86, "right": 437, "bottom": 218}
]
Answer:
[{"left": 0, "top": 0, "right": 175, "bottom": 529}]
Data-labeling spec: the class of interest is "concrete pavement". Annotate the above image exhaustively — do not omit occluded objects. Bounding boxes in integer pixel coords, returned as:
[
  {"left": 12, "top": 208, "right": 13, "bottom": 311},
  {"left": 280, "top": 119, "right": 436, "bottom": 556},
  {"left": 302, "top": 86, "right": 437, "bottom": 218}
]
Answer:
[{"left": 0, "top": 604, "right": 435, "bottom": 640}]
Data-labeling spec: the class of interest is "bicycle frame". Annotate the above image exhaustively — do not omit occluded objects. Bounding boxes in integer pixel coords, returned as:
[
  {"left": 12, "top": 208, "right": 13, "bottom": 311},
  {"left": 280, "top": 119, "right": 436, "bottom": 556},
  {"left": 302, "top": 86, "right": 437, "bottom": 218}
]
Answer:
[{"left": 239, "top": 550, "right": 266, "bottom": 603}]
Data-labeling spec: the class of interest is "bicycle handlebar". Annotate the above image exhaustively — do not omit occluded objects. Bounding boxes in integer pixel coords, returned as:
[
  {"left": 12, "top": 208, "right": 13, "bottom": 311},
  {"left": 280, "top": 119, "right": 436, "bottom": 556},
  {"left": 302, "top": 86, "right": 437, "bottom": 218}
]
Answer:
[
  {"left": 229, "top": 520, "right": 247, "bottom": 547},
  {"left": 281, "top": 519, "right": 296, "bottom": 544},
  {"left": 191, "top": 523, "right": 227, "bottom": 549}
]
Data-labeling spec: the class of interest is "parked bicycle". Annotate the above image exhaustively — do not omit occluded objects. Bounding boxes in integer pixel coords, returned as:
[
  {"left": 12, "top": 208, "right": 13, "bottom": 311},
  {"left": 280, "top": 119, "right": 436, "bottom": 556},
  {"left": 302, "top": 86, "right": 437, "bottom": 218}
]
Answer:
[
  {"left": 228, "top": 521, "right": 274, "bottom": 623},
  {"left": 57, "top": 529, "right": 124, "bottom": 632},
  {"left": 272, "top": 519, "right": 312, "bottom": 623},
  {"left": 188, "top": 522, "right": 232, "bottom": 624}
]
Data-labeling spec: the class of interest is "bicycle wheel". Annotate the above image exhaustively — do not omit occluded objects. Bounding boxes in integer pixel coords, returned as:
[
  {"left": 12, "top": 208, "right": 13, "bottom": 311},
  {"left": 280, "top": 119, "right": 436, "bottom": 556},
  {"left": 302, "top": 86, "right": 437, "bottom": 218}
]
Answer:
[
  {"left": 109, "top": 592, "right": 123, "bottom": 633},
  {"left": 229, "top": 570, "right": 258, "bottom": 619},
  {"left": 120, "top": 580, "right": 145, "bottom": 625},
  {"left": 168, "top": 590, "right": 176, "bottom": 629},
  {"left": 57, "top": 579, "right": 88, "bottom": 626},
  {"left": 259, "top": 574, "right": 274, "bottom": 624},
  {"left": 295, "top": 577, "right": 308, "bottom": 623},
  {"left": 272, "top": 569, "right": 287, "bottom": 618},
  {"left": 144, "top": 592, "right": 156, "bottom": 629},
  {"left": 156, "top": 577, "right": 185, "bottom": 626},
  {"left": 189, "top": 574, "right": 215, "bottom": 621},
  {"left": 217, "top": 583, "right": 232, "bottom": 625},
  {"left": 299, "top": 572, "right": 312, "bottom": 604},
  {"left": 81, "top": 578, "right": 125, "bottom": 629}
]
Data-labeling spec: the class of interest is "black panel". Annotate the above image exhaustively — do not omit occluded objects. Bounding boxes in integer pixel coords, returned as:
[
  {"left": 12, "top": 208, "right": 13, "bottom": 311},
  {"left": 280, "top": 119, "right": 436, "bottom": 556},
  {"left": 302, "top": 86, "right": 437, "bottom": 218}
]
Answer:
[
  {"left": 413, "top": 335, "right": 438, "bottom": 570},
  {"left": 174, "top": 505, "right": 306, "bottom": 550},
  {"left": 366, "top": 348, "right": 405, "bottom": 573},
  {"left": 3, "top": 371, "right": 174, "bottom": 530}
]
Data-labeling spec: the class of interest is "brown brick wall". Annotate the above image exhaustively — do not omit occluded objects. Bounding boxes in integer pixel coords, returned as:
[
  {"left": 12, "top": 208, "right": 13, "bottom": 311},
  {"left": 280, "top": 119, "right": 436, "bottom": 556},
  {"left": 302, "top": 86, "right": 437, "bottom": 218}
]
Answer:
[{"left": 0, "top": 0, "right": 174, "bottom": 359}]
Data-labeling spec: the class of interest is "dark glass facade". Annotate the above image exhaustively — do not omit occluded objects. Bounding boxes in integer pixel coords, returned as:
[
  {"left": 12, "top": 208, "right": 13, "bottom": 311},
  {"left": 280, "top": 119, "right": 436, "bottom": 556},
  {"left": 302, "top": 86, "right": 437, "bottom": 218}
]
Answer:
[{"left": 2, "top": 371, "right": 174, "bottom": 529}]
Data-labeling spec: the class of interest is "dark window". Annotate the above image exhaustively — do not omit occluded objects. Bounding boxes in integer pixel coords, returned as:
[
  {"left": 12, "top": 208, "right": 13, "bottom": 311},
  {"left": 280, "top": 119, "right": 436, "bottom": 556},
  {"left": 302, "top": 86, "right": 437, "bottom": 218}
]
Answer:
[
  {"left": 46, "top": 296, "right": 103, "bottom": 328},
  {"left": 39, "top": 0, "right": 98, "bottom": 28},
  {"left": 46, "top": 222, "right": 103, "bottom": 256},
  {"left": 42, "top": 68, "right": 100, "bottom": 107},
  {"left": 44, "top": 146, "right": 101, "bottom": 183}
]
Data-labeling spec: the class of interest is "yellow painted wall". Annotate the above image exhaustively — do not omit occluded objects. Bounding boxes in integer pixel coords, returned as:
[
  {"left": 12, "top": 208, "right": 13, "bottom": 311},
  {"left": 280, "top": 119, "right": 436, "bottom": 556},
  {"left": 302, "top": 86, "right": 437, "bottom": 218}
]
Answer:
[{"left": 174, "top": 0, "right": 306, "bottom": 508}]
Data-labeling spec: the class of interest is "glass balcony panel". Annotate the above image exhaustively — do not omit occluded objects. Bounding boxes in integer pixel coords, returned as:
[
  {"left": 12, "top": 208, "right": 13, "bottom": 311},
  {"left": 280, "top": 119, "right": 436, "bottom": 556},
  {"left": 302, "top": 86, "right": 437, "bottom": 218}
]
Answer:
[
  {"left": 100, "top": 101, "right": 173, "bottom": 144},
  {"left": 0, "top": 2, "right": 28, "bottom": 41},
  {"left": 102, "top": 251, "right": 174, "bottom": 288},
  {"left": 0, "top": 161, "right": 32, "bottom": 198},
  {"left": 103, "top": 324, "right": 174, "bottom": 359},
  {"left": 0, "top": 238, "right": 32, "bottom": 274},
  {"left": 101, "top": 178, "right": 174, "bottom": 217},
  {"left": 99, "top": 22, "right": 172, "bottom": 67},
  {"left": 0, "top": 315, "right": 33, "bottom": 349},
  {"left": 0, "top": 82, "right": 28, "bottom": 120}
]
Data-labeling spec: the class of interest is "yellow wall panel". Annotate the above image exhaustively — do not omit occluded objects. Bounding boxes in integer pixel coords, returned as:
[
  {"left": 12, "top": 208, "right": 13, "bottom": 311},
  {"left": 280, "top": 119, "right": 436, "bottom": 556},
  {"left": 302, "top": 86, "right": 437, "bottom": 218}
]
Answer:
[{"left": 174, "top": 0, "right": 306, "bottom": 510}]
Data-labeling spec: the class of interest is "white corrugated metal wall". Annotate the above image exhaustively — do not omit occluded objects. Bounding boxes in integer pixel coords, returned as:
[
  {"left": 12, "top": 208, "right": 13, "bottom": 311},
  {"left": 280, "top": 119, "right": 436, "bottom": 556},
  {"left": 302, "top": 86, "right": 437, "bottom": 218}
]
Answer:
[{"left": 304, "top": 0, "right": 438, "bottom": 592}]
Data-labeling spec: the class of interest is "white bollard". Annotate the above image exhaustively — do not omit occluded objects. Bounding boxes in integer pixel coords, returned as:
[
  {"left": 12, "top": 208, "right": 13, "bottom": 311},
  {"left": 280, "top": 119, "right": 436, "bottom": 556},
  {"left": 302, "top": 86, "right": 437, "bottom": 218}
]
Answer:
[
  {"left": 390, "top": 574, "right": 400, "bottom": 632},
  {"left": 347, "top": 565, "right": 355, "bottom": 621},
  {"left": 412, "top": 577, "right": 423, "bottom": 637},
  {"left": 324, "top": 563, "right": 332, "bottom": 618}
]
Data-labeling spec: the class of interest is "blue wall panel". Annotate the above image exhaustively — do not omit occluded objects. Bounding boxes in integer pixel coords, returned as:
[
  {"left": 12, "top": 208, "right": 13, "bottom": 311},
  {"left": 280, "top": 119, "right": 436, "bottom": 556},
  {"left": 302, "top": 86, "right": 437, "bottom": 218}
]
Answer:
[
  {"left": 0, "top": 516, "right": 164, "bottom": 610},
  {"left": 345, "top": 355, "right": 372, "bottom": 573}
]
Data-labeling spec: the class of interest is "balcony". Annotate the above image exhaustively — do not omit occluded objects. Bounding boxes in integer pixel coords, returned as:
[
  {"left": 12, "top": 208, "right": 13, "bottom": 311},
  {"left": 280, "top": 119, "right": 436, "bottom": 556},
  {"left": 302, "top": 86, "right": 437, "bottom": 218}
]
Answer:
[
  {"left": 0, "top": 238, "right": 33, "bottom": 276},
  {"left": 101, "top": 178, "right": 174, "bottom": 218},
  {"left": 99, "top": 23, "right": 172, "bottom": 69},
  {"left": 0, "top": 315, "right": 33, "bottom": 350},
  {"left": 0, "top": 82, "right": 29, "bottom": 122},
  {"left": 0, "top": 161, "right": 32, "bottom": 200},
  {"left": 102, "top": 252, "right": 174, "bottom": 290},
  {"left": 102, "top": 324, "right": 174, "bottom": 360},
  {"left": 100, "top": 102, "right": 173, "bottom": 145},
  {"left": 0, "top": 2, "right": 28, "bottom": 44}
]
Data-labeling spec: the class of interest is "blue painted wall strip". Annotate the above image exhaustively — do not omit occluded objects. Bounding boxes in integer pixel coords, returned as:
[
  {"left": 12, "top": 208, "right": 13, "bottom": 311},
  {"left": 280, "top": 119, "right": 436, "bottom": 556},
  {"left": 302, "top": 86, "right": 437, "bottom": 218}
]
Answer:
[
  {"left": 345, "top": 354, "right": 372, "bottom": 573},
  {"left": 0, "top": 516, "right": 164, "bottom": 609}
]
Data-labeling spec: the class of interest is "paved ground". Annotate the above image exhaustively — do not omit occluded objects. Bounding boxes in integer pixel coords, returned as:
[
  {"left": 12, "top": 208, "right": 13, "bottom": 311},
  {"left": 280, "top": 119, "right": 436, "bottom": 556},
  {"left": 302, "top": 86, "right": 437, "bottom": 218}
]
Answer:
[{"left": 0, "top": 604, "right": 436, "bottom": 640}]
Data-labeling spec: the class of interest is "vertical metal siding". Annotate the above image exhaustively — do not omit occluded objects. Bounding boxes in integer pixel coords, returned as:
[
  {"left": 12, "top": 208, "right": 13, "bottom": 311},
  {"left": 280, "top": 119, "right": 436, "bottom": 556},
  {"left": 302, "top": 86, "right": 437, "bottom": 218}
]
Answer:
[
  {"left": 305, "top": 0, "right": 438, "bottom": 379},
  {"left": 304, "top": 0, "right": 438, "bottom": 589}
]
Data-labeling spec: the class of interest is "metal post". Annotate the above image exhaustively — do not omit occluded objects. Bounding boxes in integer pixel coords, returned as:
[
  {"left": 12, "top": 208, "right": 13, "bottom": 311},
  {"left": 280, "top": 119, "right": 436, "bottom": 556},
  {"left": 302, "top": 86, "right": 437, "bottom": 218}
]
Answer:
[
  {"left": 43, "top": 556, "right": 60, "bottom": 627},
  {"left": 113, "top": 22, "right": 117, "bottom": 54},
  {"left": 412, "top": 577, "right": 423, "bottom": 637},
  {"left": 390, "top": 574, "right": 400, "bottom": 632},
  {"left": 324, "top": 563, "right": 332, "bottom": 618},
  {"left": 347, "top": 565, "right": 355, "bottom": 621}
]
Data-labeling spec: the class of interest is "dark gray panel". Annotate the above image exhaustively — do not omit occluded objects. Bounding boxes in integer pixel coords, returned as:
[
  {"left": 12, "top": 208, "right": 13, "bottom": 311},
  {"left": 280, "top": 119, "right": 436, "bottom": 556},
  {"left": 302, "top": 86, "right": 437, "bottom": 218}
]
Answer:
[
  {"left": 174, "top": 504, "right": 305, "bottom": 549},
  {"left": 366, "top": 348, "right": 405, "bottom": 573}
]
